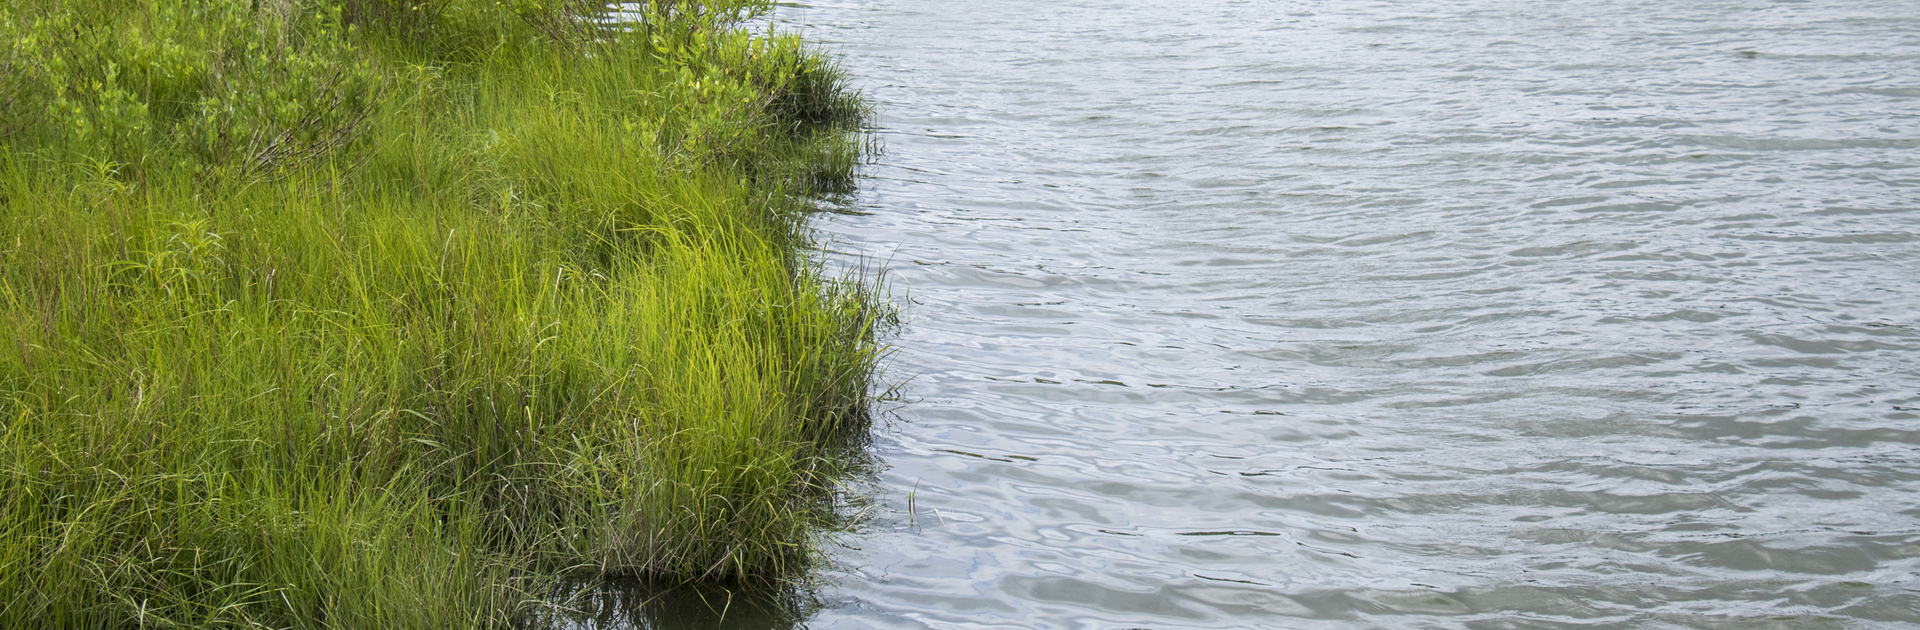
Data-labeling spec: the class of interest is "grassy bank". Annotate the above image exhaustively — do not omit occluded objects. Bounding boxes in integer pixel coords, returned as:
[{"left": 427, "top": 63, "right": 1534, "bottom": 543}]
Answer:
[{"left": 0, "top": 0, "right": 881, "bottom": 626}]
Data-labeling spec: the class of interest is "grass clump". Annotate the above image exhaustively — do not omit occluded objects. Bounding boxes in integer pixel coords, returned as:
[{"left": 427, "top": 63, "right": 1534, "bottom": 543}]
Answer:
[{"left": 0, "top": 0, "right": 882, "bottom": 627}]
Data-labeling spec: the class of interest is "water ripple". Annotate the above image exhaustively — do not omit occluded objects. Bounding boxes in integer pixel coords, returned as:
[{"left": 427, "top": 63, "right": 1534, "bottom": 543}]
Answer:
[{"left": 765, "top": 0, "right": 1920, "bottom": 627}]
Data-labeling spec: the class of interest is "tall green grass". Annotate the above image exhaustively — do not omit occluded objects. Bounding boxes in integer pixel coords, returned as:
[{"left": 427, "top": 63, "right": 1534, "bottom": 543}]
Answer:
[{"left": 0, "top": 0, "right": 881, "bottom": 626}]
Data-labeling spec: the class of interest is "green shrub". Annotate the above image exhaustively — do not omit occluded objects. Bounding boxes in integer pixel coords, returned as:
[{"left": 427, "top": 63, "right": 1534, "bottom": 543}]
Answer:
[{"left": 0, "top": 1, "right": 387, "bottom": 174}]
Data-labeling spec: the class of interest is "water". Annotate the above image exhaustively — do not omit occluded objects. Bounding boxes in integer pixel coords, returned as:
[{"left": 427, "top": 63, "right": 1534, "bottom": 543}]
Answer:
[{"left": 608, "top": 0, "right": 1920, "bottom": 627}]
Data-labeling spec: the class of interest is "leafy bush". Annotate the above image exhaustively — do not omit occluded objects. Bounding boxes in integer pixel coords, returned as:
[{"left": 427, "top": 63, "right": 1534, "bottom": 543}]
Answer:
[{"left": 0, "top": 1, "right": 386, "bottom": 174}]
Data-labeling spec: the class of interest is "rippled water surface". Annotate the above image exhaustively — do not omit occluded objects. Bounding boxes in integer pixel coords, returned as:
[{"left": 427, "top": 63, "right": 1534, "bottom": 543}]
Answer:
[{"left": 749, "top": 1, "right": 1920, "bottom": 628}]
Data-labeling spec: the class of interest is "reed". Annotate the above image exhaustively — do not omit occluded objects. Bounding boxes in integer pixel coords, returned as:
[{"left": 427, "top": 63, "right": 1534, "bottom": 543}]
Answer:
[{"left": 0, "top": 0, "right": 880, "bottom": 626}]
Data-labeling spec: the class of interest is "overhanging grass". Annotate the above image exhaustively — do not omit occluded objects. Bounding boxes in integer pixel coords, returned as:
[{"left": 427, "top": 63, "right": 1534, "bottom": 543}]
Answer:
[{"left": 0, "top": 0, "right": 881, "bottom": 626}]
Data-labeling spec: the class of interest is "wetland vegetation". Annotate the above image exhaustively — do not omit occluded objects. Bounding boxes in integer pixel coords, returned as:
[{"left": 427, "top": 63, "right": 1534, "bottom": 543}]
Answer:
[{"left": 0, "top": 0, "right": 881, "bottom": 626}]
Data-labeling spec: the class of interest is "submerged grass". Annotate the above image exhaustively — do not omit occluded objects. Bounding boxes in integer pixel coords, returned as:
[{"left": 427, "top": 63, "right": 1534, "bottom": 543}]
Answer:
[{"left": 0, "top": 0, "right": 882, "bottom": 626}]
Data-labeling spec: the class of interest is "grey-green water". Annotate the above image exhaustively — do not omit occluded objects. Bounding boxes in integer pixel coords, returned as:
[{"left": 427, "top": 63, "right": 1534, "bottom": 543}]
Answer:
[{"left": 576, "top": 0, "right": 1920, "bottom": 628}]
